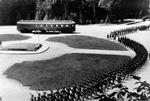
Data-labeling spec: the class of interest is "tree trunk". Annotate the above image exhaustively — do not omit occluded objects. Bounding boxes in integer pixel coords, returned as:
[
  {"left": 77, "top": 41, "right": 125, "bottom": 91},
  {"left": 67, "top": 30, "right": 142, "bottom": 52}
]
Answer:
[
  {"left": 64, "top": 4, "right": 68, "bottom": 20},
  {"left": 93, "top": 1, "right": 96, "bottom": 22},
  {"left": 104, "top": 14, "right": 109, "bottom": 24},
  {"left": 35, "top": 10, "right": 43, "bottom": 20},
  {"left": 138, "top": 0, "right": 145, "bottom": 18},
  {"left": 35, "top": 0, "right": 41, "bottom": 20},
  {"left": 139, "top": 9, "right": 143, "bottom": 18},
  {"left": 63, "top": 0, "right": 68, "bottom": 20},
  {"left": 35, "top": 12, "right": 39, "bottom": 20},
  {"left": 79, "top": 7, "right": 83, "bottom": 23},
  {"left": 43, "top": 14, "right": 49, "bottom": 20}
]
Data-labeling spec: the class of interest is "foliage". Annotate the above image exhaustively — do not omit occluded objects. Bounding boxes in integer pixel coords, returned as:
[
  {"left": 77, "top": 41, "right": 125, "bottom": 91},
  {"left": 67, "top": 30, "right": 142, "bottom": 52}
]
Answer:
[
  {"left": 0, "top": 0, "right": 149, "bottom": 25},
  {"left": 98, "top": 0, "right": 123, "bottom": 23},
  {"left": 97, "top": 77, "right": 150, "bottom": 101},
  {"left": 35, "top": 0, "right": 149, "bottom": 24},
  {"left": 98, "top": 0, "right": 114, "bottom": 11},
  {"left": 0, "top": 0, "right": 36, "bottom": 25}
]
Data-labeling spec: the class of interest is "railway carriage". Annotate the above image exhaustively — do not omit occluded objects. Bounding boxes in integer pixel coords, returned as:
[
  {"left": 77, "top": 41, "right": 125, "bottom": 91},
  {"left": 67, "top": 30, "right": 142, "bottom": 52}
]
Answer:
[{"left": 17, "top": 20, "right": 76, "bottom": 33}]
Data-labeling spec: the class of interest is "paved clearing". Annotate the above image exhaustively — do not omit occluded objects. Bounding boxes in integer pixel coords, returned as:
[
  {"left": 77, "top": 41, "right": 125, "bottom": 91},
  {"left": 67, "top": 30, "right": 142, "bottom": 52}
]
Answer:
[{"left": 0, "top": 20, "right": 149, "bottom": 101}]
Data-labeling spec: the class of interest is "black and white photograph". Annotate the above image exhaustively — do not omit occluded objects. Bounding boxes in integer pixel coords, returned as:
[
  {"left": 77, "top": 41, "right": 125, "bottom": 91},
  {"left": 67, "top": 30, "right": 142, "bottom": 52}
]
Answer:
[{"left": 0, "top": 0, "right": 150, "bottom": 101}]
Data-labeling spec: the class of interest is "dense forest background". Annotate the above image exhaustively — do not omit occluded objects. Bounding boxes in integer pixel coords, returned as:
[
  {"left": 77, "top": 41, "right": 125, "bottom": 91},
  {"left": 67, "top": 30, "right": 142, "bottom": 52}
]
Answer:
[{"left": 0, "top": 0, "right": 149, "bottom": 25}]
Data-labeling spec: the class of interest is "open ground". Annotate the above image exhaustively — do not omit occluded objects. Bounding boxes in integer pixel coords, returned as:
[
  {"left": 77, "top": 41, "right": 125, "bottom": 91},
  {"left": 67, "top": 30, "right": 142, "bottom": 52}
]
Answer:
[{"left": 0, "top": 20, "right": 150, "bottom": 101}]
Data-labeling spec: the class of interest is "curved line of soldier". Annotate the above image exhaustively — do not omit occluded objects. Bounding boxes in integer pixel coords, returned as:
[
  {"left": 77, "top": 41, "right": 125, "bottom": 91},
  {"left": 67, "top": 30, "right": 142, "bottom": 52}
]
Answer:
[{"left": 31, "top": 24, "right": 149, "bottom": 101}]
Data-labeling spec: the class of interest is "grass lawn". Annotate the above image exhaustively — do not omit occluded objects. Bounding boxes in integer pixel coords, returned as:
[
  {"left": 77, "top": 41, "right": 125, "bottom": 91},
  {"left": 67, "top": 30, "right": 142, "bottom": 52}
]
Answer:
[
  {"left": 47, "top": 35, "right": 127, "bottom": 51},
  {"left": 4, "top": 53, "right": 131, "bottom": 90},
  {"left": 0, "top": 34, "right": 30, "bottom": 41}
]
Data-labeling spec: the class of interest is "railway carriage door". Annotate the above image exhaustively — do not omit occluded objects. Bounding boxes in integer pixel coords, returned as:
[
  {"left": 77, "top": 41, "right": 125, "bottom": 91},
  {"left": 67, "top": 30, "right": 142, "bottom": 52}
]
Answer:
[{"left": 44, "top": 25, "right": 48, "bottom": 31}]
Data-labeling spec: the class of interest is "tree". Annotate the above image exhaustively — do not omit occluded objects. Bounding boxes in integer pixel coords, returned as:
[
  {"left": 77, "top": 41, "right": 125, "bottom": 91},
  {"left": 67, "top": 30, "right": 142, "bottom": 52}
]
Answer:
[
  {"left": 138, "top": 0, "right": 150, "bottom": 18},
  {"left": 98, "top": 0, "right": 123, "bottom": 23},
  {"left": 1, "top": 0, "right": 149, "bottom": 25},
  {"left": 35, "top": 0, "right": 43, "bottom": 20},
  {"left": 0, "top": 0, "right": 36, "bottom": 25},
  {"left": 98, "top": 0, "right": 114, "bottom": 23}
]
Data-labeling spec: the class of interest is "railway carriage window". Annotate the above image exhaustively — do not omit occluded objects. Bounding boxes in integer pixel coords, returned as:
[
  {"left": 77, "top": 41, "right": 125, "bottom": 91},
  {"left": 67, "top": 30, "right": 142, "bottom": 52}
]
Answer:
[
  {"left": 40, "top": 25, "right": 43, "bottom": 27},
  {"left": 61, "top": 25, "right": 63, "bottom": 27},
  {"left": 51, "top": 25, "right": 53, "bottom": 27},
  {"left": 56, "top": 25, "right": 58, "bottom": 27},
  {"left": 66, "top": 25, "right": 69, "bottom": 27},
  {"left": 44, "top": 25, "right": 47, "bottom": 27}
]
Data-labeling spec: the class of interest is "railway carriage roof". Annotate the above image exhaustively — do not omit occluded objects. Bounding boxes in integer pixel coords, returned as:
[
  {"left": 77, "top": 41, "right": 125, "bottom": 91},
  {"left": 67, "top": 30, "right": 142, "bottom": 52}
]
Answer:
[{"left": 17, "top": 20, "right": 75, "bottom": 25}]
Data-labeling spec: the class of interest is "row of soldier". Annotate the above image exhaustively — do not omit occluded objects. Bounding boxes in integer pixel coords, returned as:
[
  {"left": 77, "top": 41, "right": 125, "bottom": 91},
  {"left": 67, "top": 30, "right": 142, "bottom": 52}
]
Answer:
[
  {"left": 30, "top": 86, "right": 85, "bottom": 101},
  {"left": 108, "top": 25, "right": 148, "bottom": 80},
  {"left": 96, "top": 26, "right": 149, "bottom": 99},
  {"left": 30, "top": 25, "right": 148, "bottom": 101},
  {"left": 108, "top": 25, "right": 148, "bottom": 78},
  {"left": 107, "top": 24, "right": 150, "bottom": 40},
  {"left": 30, "top": 37, "right": 148, "bottom": 101},
  {"left": 118, "top": 37, "right": 148, "bottom": 74}
]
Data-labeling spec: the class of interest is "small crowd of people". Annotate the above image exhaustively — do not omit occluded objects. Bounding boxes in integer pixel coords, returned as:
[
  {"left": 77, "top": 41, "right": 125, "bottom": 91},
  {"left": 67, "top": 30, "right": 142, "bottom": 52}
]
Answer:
[
  {"left": 30, "top": 24, "right": 149, "bottom": 101},
  {"left": 107, "top": 24, "right": 150, "bottom": 40}
]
